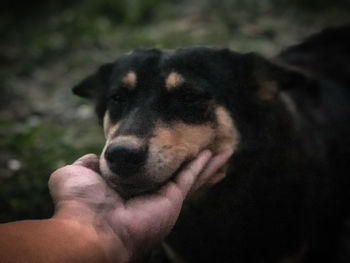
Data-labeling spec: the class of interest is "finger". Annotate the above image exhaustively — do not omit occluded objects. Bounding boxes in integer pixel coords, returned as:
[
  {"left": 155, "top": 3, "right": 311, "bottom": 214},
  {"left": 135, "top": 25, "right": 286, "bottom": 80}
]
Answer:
[
  {"left": 190, "top": 148, "right": 233, "bottom": 193},
  {"left": 207, "top": 172, "right": 226, "bottom": 185},
  {"left": 200, "top": 148, "right": 233, "bottom": 179},
  {"left": 189, "top": 172, "right": 227, "bottom": 196},
  {"left": 72, "top": 154, "right": 125, "bottom": 204},
  {"left": 49, "top": 154, "right": 101, "bottom": 200},
  {"left": 73, "top": 154, "right": 100, "bottom": 173},
  {"left": 174, "top": 150, "right": 212, "bottom": 198}
]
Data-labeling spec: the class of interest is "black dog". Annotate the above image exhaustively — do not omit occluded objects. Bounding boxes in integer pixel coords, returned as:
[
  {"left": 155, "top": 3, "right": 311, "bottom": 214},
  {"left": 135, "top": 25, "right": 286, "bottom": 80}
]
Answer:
[{"left": 73, "top": 26, "right": 350, "bottom": 262}]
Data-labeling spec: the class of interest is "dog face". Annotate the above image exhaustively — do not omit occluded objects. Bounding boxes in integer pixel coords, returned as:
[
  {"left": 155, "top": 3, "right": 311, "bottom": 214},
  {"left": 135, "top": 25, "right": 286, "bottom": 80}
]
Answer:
[{"left": 73, "top": 48, "right": 308, "bottom": 197}]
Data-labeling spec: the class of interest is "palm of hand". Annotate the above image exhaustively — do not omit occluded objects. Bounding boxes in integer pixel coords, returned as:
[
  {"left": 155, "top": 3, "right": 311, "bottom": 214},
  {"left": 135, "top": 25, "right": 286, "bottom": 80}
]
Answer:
[{"left": 49, "top": 150, "right": 232, "bottom": 259}]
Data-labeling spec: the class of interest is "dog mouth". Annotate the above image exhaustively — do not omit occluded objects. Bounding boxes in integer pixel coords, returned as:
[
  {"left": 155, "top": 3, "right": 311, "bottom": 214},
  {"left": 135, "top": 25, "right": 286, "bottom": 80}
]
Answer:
[
  {"left": 102, "top": 157, "right": 193, "bottom": 199},
  {"left": 107, "top": 177, "right": 162, "bottom": 198},
  {"left": 99, "top": 130, "right": 210, "bottom": 198}
]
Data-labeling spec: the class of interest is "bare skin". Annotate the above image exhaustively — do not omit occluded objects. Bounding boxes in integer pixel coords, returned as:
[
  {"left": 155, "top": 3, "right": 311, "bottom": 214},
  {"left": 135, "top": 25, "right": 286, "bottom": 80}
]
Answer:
[{"left": 0, "top": 149, "right": 233, "bottom": 262}]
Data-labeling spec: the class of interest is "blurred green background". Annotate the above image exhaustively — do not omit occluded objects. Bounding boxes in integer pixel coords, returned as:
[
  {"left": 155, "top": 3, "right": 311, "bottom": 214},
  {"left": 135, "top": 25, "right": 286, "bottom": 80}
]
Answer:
[{"left": 1, "top": 0, "right": 349, "bottom": 223}]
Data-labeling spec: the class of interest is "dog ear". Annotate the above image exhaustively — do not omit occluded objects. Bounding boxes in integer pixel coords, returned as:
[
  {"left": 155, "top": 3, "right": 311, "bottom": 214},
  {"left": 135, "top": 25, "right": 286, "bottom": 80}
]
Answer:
[
  {"left": 72, "top": 63, "right": 114, "bottom": 99},
  {"left": 245, "top": 53, "right": 311, "bottom": 101}
]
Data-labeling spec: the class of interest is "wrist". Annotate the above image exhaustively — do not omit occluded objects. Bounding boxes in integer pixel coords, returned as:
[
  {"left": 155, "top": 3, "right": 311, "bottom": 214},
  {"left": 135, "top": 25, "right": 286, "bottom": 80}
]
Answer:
[{"left": 52, "top": 202, "right": 130, "bottom": 262}]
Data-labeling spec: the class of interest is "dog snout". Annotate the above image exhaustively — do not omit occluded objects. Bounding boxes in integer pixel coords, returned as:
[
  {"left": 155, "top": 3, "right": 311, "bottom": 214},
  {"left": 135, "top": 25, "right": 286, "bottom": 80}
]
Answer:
[{"left": 105, "top": 144, "right": 147, "bottom": 178}]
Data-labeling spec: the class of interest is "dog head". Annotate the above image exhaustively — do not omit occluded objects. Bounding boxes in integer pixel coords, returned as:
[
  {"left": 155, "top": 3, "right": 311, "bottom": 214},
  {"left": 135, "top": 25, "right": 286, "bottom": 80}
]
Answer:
[{"left": 73, "top": 48, "right": 308, "bottom": 197}]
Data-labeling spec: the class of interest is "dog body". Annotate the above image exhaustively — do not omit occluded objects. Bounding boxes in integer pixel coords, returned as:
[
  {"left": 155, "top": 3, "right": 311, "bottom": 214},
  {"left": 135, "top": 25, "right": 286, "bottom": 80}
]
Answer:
[{"left": 73, "top": 26, "right": 350, "bottom": 262}]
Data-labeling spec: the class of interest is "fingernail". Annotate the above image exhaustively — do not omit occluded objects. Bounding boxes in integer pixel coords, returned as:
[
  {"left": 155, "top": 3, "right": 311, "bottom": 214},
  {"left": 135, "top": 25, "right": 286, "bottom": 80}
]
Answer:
[
  {"left": 72, "top": 154, "right": 100, "bottom": 173},
  {"left": 72, "top": 154, "right": 97, "bottom": 165},
  {"left": 201, "top": 149, "right": 213, "bottom": 159},
  {"left": 73, "top": 156, "right": 86, "bottom": 165},
  {"left": 210, "top": 173, "right": 226, "bottom": 185}
]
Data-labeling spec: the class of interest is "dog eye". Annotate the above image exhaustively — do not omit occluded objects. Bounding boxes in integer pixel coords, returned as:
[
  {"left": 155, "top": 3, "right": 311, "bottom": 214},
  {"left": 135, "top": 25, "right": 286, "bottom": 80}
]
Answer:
[
  {"left": 181, "top": 90, "right": 211, "bottom": 104},
  {"left": 183, "top": 93, "right": 197, "bottom": 103},
  {"left": 111, "top": 92, "right": 127, "bottom": 103}
]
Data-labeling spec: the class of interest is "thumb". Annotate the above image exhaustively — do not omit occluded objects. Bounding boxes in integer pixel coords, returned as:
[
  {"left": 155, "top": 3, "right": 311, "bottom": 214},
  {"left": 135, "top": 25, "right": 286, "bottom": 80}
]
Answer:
[
  {"left": 174, "top": 150, "right": 213, "bottom": 198},
  {"left": 73, "top": 154, "right": 100, "bottom": 173}
]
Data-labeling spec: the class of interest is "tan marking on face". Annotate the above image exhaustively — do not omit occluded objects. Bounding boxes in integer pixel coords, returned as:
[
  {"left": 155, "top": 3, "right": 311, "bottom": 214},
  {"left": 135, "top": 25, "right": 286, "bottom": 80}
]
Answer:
[
  {"left": 100, "top": 105, "right": 239, "bottom": 197},
  {"left": 103, "top": 111, "right": 120, "bottom": 140},
  {"left": 103, "top": 111, "right": 111, "bottom": 138},
  {"left": 165, "top": 72, "right": 185, "bottom": 91},
  {"left": 153, "top": 122, "right": 214, "bottom": 156},
  {"left": 258, "top": 80, "right": 278, "bottom": 100},
  {"left": 108, "top": 135, "right": 144, "bottom": 148},
  {"left": 211, "top": 106, "right": 240, "bottom": 153},
  {"left": 146, "top": 122, "right": 215, "bottom": 183},
  {"left": 122, "top": 71, "right": 137, "bottom": 89}
]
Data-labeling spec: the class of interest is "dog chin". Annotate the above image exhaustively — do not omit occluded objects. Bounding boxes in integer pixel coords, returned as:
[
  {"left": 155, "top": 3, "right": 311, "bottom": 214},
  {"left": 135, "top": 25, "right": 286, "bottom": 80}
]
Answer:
[{"left": 106, "top": 177, "right": 162, "bottom": 198}]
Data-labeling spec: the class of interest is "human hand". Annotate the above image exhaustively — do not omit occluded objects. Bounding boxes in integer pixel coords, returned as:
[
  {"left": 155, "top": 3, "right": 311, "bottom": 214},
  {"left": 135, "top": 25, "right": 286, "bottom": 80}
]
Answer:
[{"left": 49, "top": 149, "right": 233, "bottom": 261}]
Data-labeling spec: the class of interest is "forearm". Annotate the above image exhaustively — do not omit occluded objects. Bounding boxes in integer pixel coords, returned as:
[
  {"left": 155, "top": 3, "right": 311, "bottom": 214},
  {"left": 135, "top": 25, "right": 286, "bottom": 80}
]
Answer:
[{"left": 0, "top": 219, "right": 129, "bottom": 263}]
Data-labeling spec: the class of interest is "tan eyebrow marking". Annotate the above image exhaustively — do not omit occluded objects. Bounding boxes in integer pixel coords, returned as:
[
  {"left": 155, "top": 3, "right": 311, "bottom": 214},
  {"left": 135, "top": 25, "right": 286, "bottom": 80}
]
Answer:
[
  {"left": 165, "top": 72, "right": 185, "bottom": 91},
  {"left": 122, "top": 71, "right": 137, "bottom": 89}
]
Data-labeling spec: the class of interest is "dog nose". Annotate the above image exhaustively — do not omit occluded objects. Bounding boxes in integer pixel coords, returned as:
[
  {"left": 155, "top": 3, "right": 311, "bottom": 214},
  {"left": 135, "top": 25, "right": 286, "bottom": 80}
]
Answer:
[{"left": 105, "top": 144, "right": 146, "bottom": 178}]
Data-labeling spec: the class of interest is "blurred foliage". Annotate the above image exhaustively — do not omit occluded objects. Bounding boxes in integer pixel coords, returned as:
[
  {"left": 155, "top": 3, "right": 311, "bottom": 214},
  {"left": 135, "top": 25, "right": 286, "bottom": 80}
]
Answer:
[
  {"left": 208, "top": 0, "right": 350, "bottom": 28},
  {"left": 1, "top": 0, "right": 177, "bottom": 24},
  {"left": 0, "top": 0, "right": 349, "bottom": 223},
  {"left": 0, "top": 118, "right": 104, "bottom": 222}
]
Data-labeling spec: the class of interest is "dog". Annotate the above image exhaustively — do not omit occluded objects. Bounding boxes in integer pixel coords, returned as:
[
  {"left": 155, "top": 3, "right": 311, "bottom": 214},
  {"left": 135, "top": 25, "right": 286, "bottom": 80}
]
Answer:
[{"left": 72, "top": 26, "right": 350, "bottom": 262}]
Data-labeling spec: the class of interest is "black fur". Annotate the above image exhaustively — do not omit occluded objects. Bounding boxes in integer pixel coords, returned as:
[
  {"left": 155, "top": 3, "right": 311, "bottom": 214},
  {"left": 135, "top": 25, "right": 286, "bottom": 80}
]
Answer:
[{"left": 73, "top": 26, "right": 350, "bottom": 262}]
